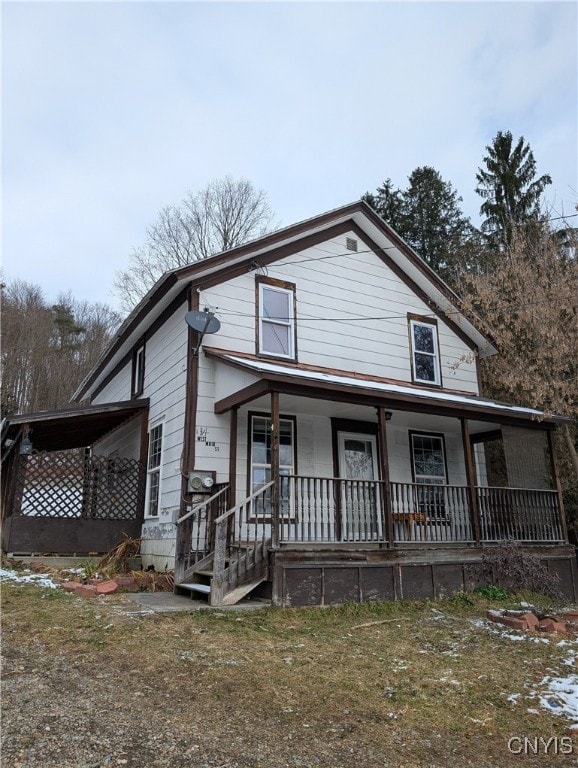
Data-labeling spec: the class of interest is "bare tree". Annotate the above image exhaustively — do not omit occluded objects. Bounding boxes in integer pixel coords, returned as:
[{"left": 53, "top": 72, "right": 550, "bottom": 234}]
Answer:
[
  {"left": 458, "top": 221, "right": 578, "bottom": 523},
  {"left": 1, "top": 281, "right": 121, "bottom": 415},
  {"left": 115, "top": 176, "right": 277, "bottom": 312}
]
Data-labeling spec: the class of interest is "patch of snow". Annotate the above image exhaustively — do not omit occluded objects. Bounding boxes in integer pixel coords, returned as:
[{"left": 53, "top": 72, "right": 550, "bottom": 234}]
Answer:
[
  {"left": 537, "top": 675, "right": 578, "bottom": 722},
  {"left": 508, "top": 693, "right": 520, "bottom": 704},
  {"left": 0, "top": 567, "right": 58, "bottom": 589}
]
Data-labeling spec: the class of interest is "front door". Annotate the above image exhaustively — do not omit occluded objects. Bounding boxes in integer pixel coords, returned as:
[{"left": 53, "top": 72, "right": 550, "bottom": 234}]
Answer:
[{"left": 337, "top": 432, "right": 380, "bottom": 540}]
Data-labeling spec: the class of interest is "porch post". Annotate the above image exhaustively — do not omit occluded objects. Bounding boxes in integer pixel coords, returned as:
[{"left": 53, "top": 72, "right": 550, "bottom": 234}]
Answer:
[
  {"left": 547, "top": 429, "right": 568, "bottom": 543},
  {"left": 461, "top": 418, "right": 481, "bottom": 545},
  {"left": 270, "top": 390, "right": 280, "bottom": 548},
  {"left": 228, "top": 407, "right": 238, "bottom": 510},
  {"left": 138, "top": 408, "right": 149, "bottom": 519},
  {"left": 377, "top": 407, "right": 394, "bottom": 547}
]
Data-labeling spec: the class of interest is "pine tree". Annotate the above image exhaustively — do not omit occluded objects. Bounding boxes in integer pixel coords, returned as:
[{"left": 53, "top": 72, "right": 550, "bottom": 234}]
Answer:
[{"left": 475, "top": 130, "right": 552, "bottom": 248}]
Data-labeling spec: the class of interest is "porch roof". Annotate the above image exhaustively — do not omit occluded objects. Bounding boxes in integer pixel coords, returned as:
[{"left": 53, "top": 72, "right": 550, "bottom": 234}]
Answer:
[
  {"left": 206, "top": 349, "right": 570, "bottom": 426},
  {"left": 1, "top": 399, "right": 150, "bottom": 458}
]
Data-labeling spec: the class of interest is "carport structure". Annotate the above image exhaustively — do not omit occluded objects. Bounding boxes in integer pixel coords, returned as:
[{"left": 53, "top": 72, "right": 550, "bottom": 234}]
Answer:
[{"left": 1, "top": 400, "right": 149, "bottom": 555}]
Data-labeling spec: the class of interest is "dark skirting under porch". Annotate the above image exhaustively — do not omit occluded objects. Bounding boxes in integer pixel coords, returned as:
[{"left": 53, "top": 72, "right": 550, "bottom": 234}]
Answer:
[{"left": 269, "top": 545, "right": 578, "bottom": 607}]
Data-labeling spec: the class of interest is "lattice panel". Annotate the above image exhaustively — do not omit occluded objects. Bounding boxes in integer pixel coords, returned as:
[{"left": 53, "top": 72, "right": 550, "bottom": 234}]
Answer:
[{"left": 15, "top": 451, "right": 145, "bottom": 521}]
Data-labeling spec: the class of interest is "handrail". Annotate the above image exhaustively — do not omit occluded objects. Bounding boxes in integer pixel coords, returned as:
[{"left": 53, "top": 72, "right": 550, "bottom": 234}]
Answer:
[
  {"left": 213, "top": 480, "right": 275, "bottom": 525},
  {"left": 176, "top": 485, "right": 230, "bottom": 525}
]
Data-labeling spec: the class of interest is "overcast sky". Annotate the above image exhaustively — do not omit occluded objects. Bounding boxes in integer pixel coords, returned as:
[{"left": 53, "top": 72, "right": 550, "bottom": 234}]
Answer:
[{"left": 3, "top": 0, "right": 576, "bottom": 312}]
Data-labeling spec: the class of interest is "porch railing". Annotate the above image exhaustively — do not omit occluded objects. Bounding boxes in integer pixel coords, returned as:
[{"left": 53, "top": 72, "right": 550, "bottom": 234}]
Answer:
[
  {"left": 277, "top": 476, "right": 564, "bottom": 545},
  {"left": 285, "top": 475, "right": 387, "bottom": 543},
  {"left": 477, "top": 486, "right": 563, "bottom": 543}
]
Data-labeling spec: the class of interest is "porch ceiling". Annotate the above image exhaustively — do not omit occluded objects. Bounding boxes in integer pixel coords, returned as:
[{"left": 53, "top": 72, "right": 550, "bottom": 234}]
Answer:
[
  {"left": 207, "top": 349, "right": 567, "bottom": 428},
  {"left": 1, "top": 400, "right": 149, "bottom": 456}
]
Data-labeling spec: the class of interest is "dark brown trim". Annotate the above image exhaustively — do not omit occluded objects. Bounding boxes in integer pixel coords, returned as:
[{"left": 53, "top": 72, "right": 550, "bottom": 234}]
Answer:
[
  {"left": 330, "top": 417, "right": 379, "bottom": 475},
  {"left": 204, "top": 346, "right": 478, "bottom": 396},
  {"left": 330, "top": 418, "right": 382, "bottom": 543},
  {"left": 548, "top": 430, "right": 568, "bottom": 543},
  {"left": 212, "top": 362, "right": 561, "bottom": 428},
  {"left": 246, "top": 410, "right": 298, "bottom": 527},
  {"left": 215, "top": 380, "right": 270, "bottom": 414},
  {"left": 255, "top": 275, "right": 298, "bottom": 363},
  {"left": 407, "top": 313, "right": 443, "bottom": 388},
  {"left": 377, "top": 407, "right": 394, "bottom": 547},
  {"left": 229, "top": 407, "right": 238, "bottom": 509},
  {"left": 270, "top": 392, "right": 280, "bottom": 547},
  {"left": 192, "top": 221, "right": 354, "bottom": 292},
  {"left": 470, "top": 429, "right": 502, "bottom": 444},
  {"left": 137, "top": 409, "right": 149, "bottom": 518},
  {"left": 350, "top": 222, "right": 481, "bottom": 355},
  {"left": 475, "top": 357, "right": 484, "bottom": 396},
  {"left": 80, "top": 200, "right": 498, "bottom": 401},
  {"left": 89, "top": 287, "right": 190, "bottom": 402},
  {"left": 408, "top": 430, "right": 449, "bottom": 485},
  {"left": 131, "top": 341, "right": 146, "bottom": 399},
  {"left": 180, "top": 287, "right": 200, "bottom": 512},
  {"left": 461, "top": 418, "right": 481, "bottom": 544}
]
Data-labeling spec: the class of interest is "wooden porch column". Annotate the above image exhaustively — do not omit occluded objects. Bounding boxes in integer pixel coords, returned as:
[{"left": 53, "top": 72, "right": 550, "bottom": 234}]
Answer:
[
  {"left": 228, "top": 407, "right": 238, "bottom": 510},
  {"left": 377, "top": 407, "right": 394, "bottom": 547},
  {"left": 547, "top": 429, "right": 568, "bottom": 543},
  {"left": 461, "top": 418, "right": 481, "bottom": 545},
  {"left": 270, "top": 390, "right": 280, "bottom": 548}
]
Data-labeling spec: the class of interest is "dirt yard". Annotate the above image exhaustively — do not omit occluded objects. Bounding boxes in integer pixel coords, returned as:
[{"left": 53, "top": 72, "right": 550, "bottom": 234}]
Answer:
[{"left": 2, "top": 579, "right": 577, "bottom": 768}]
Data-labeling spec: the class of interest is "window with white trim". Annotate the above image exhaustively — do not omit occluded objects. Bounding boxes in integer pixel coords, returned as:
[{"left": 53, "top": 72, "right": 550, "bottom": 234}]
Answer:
[
  {"left": 250, "top": 414, "right": 295, "bottom": 517},
  {"left": 258, "top": 281, "right": 295, "bottom": 359},
  {"left": 145, "top": 423, "right": 163, "bottom": 517},
  {"left": 409, "top": 319, "right": 440, "bottom": 385},
  {"left": 410, "top": 431, "right": 447, "bottom": 521}
]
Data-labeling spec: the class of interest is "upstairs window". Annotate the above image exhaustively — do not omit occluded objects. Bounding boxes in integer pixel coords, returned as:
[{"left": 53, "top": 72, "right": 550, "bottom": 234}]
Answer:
[
  {"left": 257, "top": 278, "right": 296, "bottom": 360},
  {"left": 409, "top": 318, "right": 441, "bottom": 385},
  {"left": 131, "top": 344, "right": 145, "bottom": 397}
]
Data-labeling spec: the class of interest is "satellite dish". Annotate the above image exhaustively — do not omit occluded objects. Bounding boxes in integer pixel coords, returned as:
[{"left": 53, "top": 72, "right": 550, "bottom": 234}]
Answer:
[
  {"left": 185, "top": 310, "right": 221, "bottom": 357},
  {"left": 185, "top": 310, "right": 221, "bottom": 335}
]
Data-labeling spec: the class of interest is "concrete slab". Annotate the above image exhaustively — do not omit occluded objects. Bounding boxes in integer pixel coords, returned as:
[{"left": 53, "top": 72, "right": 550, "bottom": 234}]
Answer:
[{"left": 123, "top": 591, "right": 271, "bottom": 613}]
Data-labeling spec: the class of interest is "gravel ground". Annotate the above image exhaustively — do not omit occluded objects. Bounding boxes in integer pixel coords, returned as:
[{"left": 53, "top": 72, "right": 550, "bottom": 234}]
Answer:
[
  {"left": 2, "top": 593, "right": 396, "bottom": 768},
  {"left": 3, "top": 584, "right": 573, "bottom": 768}
]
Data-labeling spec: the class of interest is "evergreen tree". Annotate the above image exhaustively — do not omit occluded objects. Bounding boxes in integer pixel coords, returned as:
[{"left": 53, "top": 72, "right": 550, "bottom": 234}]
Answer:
[
  {"left": 475, "top": 130, "right": 552, "bottom": 248},
  {"left": 364, "top": 167, "right": 480, "bottom": 286}
]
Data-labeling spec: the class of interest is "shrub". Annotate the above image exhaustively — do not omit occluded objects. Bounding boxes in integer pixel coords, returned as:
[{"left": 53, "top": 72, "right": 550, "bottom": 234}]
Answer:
[{"left": 479, "top": 540, "right": 563, "bottom": 601}]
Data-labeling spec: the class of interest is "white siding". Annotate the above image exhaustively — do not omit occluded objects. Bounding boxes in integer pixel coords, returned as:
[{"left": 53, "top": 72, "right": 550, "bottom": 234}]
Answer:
[
  {"left": 92, "top": 301, "right": 190, "bottom": 567},
  {"left": 199, "top": 231, "right": 479, "bottom": 394},
  {"left": 143, "top": 302, "right": 189, "bottom": 526},
  {"left": 93, "top": 361, "right": 132, "bottom": 404},
  {"left": 92, "top": 418, "right": 141, "bottom": 459}
]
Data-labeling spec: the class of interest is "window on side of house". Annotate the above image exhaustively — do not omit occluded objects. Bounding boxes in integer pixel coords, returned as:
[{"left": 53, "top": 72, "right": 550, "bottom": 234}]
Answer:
[
  {"left": 409, "top": 318, "right": 441, "bottom": 385},
  {"left": 131, "top": 344, "right": 145, "bottom": 398},
  {"left": 145, "top": 423, "right": 163, "bottom": 518},
  {"left": 257, "top": 279, "right": 296, "bottom": 360},
  {"left": 250, "top": 414, "right": 295, "bottom": 517},
  {"left": 409, "top": 431, "right": 448, "bottom": 521}
]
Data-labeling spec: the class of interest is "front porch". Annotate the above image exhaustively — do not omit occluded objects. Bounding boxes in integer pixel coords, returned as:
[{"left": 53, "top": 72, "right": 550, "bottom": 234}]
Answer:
[{"left": 176, "top": 376, "right": 572, "bottom": 605}]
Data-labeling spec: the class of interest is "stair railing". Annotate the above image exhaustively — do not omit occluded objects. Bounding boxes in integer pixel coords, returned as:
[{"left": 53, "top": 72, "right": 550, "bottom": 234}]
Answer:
[
  {"left": 175, "top": 484, "right": 229, "bottom": 583},
  {"left": 211, "top": 480, "right": 274, "bottom": 604}
]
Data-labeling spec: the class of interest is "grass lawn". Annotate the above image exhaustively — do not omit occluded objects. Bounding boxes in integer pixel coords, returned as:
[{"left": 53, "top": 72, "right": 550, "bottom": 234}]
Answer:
[{"left": 2, "top": 581, "right": 577, "bottom": 767}]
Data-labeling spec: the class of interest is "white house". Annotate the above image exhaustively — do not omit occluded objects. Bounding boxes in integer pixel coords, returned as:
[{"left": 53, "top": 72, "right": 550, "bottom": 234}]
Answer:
[{"left": 2, "top": 202, "right": 574, "bottom": 606}]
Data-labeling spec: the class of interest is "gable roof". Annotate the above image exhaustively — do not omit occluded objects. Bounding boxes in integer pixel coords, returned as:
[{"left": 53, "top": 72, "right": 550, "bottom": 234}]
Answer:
[{"left": 74, "top": 201, "right": 497, "bottom": 401}]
